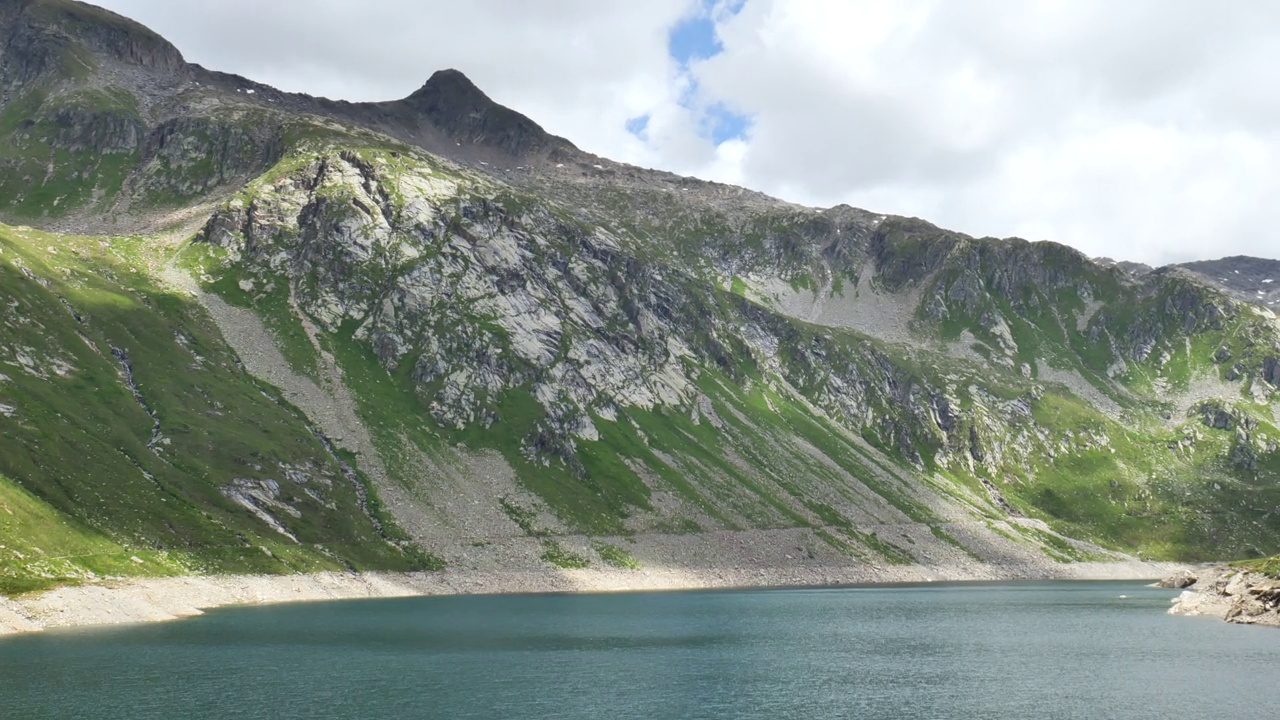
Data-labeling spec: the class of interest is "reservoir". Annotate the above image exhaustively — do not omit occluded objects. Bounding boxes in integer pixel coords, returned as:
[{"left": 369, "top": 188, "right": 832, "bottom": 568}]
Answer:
[{"left": 1, "top": 581, "right": 1277, "bottom": 719}]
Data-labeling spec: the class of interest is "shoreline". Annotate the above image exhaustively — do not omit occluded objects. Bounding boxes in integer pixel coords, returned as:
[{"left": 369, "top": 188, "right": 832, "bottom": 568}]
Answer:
[
  {"left": 1, "top": 560, "right": 1185, "bottom": 637},
  {"left": 1167, "top": 565, "right": 1280, "bottom": 627}
]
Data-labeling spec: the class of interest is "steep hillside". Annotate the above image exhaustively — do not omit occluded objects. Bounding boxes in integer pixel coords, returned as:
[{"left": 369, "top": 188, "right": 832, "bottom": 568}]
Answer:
[
  {"left": 0, "top": 222, "right": 436, "bottom": 593},
  {"left": 1, "top": 0, "right": 1279, "bottom": 593}
]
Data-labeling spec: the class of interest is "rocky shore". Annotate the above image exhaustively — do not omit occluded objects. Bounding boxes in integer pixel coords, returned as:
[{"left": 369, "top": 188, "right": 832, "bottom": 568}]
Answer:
[
  {"left": 1168, "top": 566, "right": 1280, "bottom": 627},
  {"left": 0, "top": 560, "right": 1183, "bottom": 636}
]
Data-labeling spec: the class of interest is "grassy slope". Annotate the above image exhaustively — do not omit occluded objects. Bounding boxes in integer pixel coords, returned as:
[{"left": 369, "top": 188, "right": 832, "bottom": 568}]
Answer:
[
  {"left": 1016, "top": 394, "right": 1280, "bottom": 560},
  {"left": 0, "top": 223, "right": 433, "bottom": 594},
  {"left": 0, "top": 471, "right": 178, "bottom": 595}
]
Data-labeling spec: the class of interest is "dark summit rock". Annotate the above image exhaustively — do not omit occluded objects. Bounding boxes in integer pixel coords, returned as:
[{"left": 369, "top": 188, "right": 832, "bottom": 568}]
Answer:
[
  {"left": 44, "top": 0, "right": 184, "bottom": 69},
  {"left": 1, "top": 0, "right": 185, "bottom": 91},
  {"left": 1264, "top": 356, "right": 1280, "bottom": 386},
  {"left": 1177, "top": 256, "right": 1280, "bottom": 310},
  {"left": 401, "top": 69, "right": 574, "bottom": 159}
]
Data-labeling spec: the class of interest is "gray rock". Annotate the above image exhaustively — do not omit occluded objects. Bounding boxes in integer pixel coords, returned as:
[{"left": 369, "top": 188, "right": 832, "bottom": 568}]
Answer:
[{"left": 1156, "top": 570, "right": 1198, "bottom": 589}]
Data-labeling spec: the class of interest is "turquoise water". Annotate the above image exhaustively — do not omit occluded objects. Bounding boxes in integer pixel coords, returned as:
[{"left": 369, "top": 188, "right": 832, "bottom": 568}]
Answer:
[{"left": 1, "top": 581, "right": 1277, "bottom": 719}]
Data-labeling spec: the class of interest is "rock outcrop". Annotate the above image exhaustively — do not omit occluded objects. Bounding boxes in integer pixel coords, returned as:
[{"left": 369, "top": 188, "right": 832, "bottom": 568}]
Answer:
[
  {"left": 1168, "top": 565, "right": 1280, "bottom": 627},
  {"left": 1155, "top": 569, "right": 1198, "bottom": 589}
]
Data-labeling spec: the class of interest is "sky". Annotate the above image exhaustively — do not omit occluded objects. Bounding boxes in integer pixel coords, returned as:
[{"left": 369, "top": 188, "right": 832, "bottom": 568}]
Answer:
[{"left": 94, "top": 0, "right": 1280, "bottom": 265}]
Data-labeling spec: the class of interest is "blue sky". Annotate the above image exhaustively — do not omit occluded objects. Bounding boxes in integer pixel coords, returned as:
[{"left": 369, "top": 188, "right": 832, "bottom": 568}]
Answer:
[
  {"left": 627, "top": 1, "right": 750, "bottom": 146},
  {"left": 668, "top": 7, "right": 723, "bottom": 65}
]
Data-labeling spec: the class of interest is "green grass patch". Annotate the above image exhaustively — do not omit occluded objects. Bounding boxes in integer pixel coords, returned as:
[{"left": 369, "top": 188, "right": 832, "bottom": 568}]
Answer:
[
  {"left": 540, "top": 540, "right": 591, "bottom": 569},
  {"left": 594, "top": 542, "right": 640, "bottom": 569},
  {"left": 1233, "top": 555, "right": 1280, "bottom": 578}
]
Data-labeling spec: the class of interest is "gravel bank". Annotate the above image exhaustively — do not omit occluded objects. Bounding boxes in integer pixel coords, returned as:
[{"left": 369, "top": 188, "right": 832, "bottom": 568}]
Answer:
[
  {"left": 1168, "top": 566, "right": 1280, "bottom": 627},
  {"left": 1, "top": 560, "right": 1184, "bottom": 636}
]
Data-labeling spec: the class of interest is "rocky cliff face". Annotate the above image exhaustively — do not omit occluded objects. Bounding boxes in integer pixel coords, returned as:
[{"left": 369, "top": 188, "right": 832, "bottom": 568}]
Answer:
[
  {"left": 0, "top": 0, "right": 1278, "bottom": 590},
  {"left": 0, "top": 0, "right": 185, "bottom": 103}
]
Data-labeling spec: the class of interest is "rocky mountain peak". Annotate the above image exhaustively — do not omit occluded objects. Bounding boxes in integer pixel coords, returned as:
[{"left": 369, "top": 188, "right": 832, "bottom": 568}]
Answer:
[
  {"left": 4, "top": 0, "right": 185, "bottom": 76},
  {"left": 408, "top": 68, "right": 487, "bottom": 106},
  {"left": 400, "top": 68, "right": 575, "bottom": 160}
]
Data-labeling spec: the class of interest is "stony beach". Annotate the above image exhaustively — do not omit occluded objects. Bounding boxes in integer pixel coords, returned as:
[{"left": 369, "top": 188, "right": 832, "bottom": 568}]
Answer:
[{"left": 1, "top": 559, "right": 1185, "bottom": 636}]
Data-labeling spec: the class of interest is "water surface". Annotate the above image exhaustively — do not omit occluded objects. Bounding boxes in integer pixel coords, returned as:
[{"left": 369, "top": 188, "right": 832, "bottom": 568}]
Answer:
[{"left": 2, "top": 581, "right": 1276, "bottom": 719}]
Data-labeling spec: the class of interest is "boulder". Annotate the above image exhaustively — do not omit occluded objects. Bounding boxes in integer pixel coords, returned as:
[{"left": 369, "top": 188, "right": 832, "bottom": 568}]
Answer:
[{"left": 1156, "top": 570, "right": 1198, "bottom": 589}]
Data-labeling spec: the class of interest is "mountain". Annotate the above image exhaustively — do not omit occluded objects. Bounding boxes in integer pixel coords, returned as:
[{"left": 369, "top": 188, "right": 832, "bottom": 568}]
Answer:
[
  {"left": 1, "top": 0, "right": 1278, "bottom": 594},
  {"left": 1176, "top": 256, "right": 1280, "bottom": 311}
]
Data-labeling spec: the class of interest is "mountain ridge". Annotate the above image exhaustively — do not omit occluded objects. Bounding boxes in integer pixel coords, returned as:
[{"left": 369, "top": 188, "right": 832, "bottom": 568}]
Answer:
[{"left": 2, "top": 0, "right": 1271, "bottom": 274}]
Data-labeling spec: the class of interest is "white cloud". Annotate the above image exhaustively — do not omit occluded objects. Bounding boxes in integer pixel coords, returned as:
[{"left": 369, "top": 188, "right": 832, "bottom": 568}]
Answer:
[
  {"left": 94, "top": 0, "right": 1280, "bottom": 263},
  {"left": 663, "top": 0, "right": 1280, "bottom": 263}
]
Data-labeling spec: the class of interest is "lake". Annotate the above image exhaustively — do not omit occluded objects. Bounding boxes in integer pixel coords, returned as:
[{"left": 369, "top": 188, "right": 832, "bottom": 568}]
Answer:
[{"left": 1, "top": 581, "right": 1277, "bottom": 719}]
